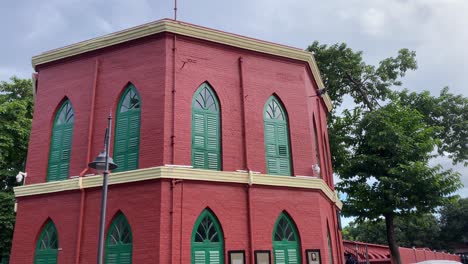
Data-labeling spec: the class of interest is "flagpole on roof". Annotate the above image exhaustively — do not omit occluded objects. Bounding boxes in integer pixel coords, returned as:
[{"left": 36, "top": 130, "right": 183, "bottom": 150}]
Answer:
[{"left": 174, "top": 0, "right": 177, "bottom": 20}]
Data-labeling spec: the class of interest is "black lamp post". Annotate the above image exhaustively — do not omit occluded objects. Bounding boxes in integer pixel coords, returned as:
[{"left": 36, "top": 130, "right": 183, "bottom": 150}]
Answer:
[{"left": 88, "top": 114, "right": 118, "bottom": 264}]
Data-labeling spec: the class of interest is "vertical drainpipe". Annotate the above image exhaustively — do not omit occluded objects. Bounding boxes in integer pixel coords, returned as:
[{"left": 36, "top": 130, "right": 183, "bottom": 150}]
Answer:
[
  {"left": 170, "top": 33, "right": 178, "bottom": 263},
  {"left": 179, "top": 181, "right": 184, "bottom": 264},
  {"left": 239, "top": 57, "right": 255, "bottom": 264},
  {"left": 75, "top": 58, "right": 99, "bottom": 264},
  {"left": 171, "top": 34, "right": 177, "bottom": 164}
]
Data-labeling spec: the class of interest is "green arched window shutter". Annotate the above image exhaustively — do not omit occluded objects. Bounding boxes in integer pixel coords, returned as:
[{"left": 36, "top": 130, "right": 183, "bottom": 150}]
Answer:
[
  {"left": 272, "top": 213, "right": 301, "bottom": 264},
  {"left": 191, "top": 209, "right": 224, "bottom": 264},
  {"left": 47, "top": 100, "right": 74, "bottom": 181},
  {"left": 34, "top": 220, "right": 59, "bottom": 264},
  {"left": 327, "top": 226, "right": 334, "bottom": 264},
  {"left": 264, "top": 97, "right": 291, "bottom": 176},
  {"left": 191, "top": 83, "right": 221, "bottom": 170},
  {"left": 105, "top": 213, "right": 133, "bottom": 264},
  {"left": 113, "top": 85, "right": 141, "bottom": 172}
]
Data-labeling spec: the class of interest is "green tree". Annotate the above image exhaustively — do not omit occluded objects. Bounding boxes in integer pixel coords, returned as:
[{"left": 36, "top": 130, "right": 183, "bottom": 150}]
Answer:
[
  {"left": 307, "top": 42, "right": 418, "bottom": 173},
  {"left": 343, "top": 214, "right": 442, "bottom": 249},
  {"left": 343, "top": 220, "right": 387, "bottom": 245},
  {"left": 337, "top": 102, "right": 461, "bottom": 264},
  {"left": 438, "top": 198, "right": 468, "bottom": 250},
  {"left": 0, "top": 76, "right": 33, "bottom": 256},
  {"left": 307, "top": 42, "right": 466, "bottom": 263},
  {"left": 308, "top": 42, "right": 466, "bottom": 171},
  {"left": 398, "top": 88, "right": 468, "bottom": 165}
]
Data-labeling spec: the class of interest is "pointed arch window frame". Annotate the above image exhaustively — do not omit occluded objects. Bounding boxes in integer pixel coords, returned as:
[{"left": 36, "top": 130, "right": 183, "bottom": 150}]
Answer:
[
  {"left": 47, "top": 99, "right": 75, "bottom": 182},
  {"left": 326, "top": 223, "right": 334, "bottom": 264},
  {"left": 34, "top": 220, "right": 59, "bottom": 264},
  {"left": 272, "top": 212, "right": 301, "bottom": 264},
  {"left": 263, "top": 96, "right": 292, "bottom": 176},
  {"left": 105, "top": 212, "right": 133, "bottom": 263},
  {"left": 312, "top": 114, "right": 322, "bottom": 178},
  {"left": 191, "top": 209, "right": 225, "bottom": 264},
  {"left": 113, "top": 83, "right": 141, "bottom": 173},
  {"left": 191, "top": 83, "right": 222, "bottom": 171}
]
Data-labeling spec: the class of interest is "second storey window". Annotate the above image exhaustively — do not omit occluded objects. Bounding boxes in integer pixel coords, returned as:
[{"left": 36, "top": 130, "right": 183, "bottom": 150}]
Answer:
[
  {"left": 264, "top": 96, "right": 292, "bottom": 176},
  {"left": 191, "top": 83, "right": 221, "bottom": 170},
  {"left": 47, "top": 100, "right": 74, "bottom": 181},
  {"left": 113, "top": 84, "right": 141, "bottom": 172}
]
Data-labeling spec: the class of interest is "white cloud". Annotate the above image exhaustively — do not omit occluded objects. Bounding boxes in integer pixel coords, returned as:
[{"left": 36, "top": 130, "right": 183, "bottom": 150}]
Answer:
[
  {"left": 24, "top": 3, "right": 67, "bottom": 41},
  {"left": 360, "top": 8, "right": 386, "bottom": 36},
  {"left": 95, "top": 17, "right": 115, "bottom": 34}
]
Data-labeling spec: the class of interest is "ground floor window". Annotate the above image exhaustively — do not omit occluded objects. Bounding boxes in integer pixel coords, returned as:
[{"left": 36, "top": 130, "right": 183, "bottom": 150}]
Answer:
[
  {"left": 272, "top": 212, "right": 301, "bottom": 264},
  {"left": 105, "top": 213, "right": 132, "bottom": 264},
  {"left": 191, "top": 209, "right": 224, "bottom": 264},
  {"left": 35, "top": 220, "right": 59, "bottom": 264}
]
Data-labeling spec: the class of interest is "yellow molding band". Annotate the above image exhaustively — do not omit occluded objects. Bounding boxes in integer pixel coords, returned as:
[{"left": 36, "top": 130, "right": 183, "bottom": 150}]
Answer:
[
  {"left": 14, "top": 166, "right": 342, "bottom": 209},
  {"left": 31, "top": 19, "right": 332, "bottom": 111}
]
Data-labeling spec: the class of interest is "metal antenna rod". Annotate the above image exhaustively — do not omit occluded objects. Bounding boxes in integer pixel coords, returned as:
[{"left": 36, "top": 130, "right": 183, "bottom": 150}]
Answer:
[{"left": 174, "top": 0, "right": 177, "bottom": 20}]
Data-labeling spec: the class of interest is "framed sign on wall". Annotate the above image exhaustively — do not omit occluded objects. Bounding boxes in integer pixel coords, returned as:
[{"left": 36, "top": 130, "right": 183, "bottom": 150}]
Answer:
[
  {"left": 305, "top": 249, "right": 321, "bottom": 264},
  {"left": 254, "top": 250, "right": 271, "bottom": 264},
  {"left": 228, "top": 250, "right": 246, "bottom": 264}
]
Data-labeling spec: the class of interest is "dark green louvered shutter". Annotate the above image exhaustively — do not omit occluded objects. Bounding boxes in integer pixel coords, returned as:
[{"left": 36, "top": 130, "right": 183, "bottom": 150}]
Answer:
[
  {"left": 34, "top": 221, "right": 59, "bottom": 264},
  {"left": 272, "top": 213, "right": 301, "bottom": 264},
  {"left": 113, "top": 85, "right": 141, "bottom": 173},
  {"left": 264, "top": 97, "right": 291, "bottom": 176},
  {"left": 191, "top": 209, "right": 224, "bottom": 264},
  {"left": 105, "top": 213, "right": 133, "bottom": 264},
  {"left": 47, "top": 101, "right": 74, "bottom": 181},
  {"left": 192, "top": 83, "right": 221, "bottom": 170}
]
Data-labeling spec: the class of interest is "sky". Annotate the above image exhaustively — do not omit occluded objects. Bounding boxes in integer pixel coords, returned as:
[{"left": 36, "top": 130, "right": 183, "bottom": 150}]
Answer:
[{"left": 0, "top": 0, "right": 466, "bottom": 221}]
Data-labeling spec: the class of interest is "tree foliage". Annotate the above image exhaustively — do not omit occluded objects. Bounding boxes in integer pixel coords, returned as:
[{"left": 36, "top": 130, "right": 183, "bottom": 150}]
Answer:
[
  {"left": 0, "top": 192, "right": 16, "bottom": 256},
  {"left": 343, "top": 199, "right": 468, "bottom": 252},
  {"left": 336, "top": 101, "right": 461, "bottom": 263},
  {"left": 0, "top": 77, "right": 33, "bottom": 190},
  {"left": 307, "top": 42, "right": 419, "bottom": 173},
  {"left": 0, "top": 77, "right": 33, "bottom": 256},
  {"left": 398, "top": 88, "right": 468, "bottom": 165},
  {"left": 307, "top": 41, "right": 417, "bottom": 110},
  {"left": 438, "top": 197, "right": 468, "bottom": 250},
  {"left": 308, "top": 42, "right": 465, "bottom": 264},
  {"left": 337, "top": 102, "right": 461, "bottom": 217},
  {"left": 344, "top": 214, "right": 441, "bottom": 249}
]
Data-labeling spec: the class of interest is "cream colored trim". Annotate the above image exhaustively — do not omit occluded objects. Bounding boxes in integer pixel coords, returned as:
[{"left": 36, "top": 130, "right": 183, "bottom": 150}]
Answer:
[
  {"left": 31, "top": 19, "right": 332, "bottom": 111},
  {"left": 14, "top": 166, "right": 342, "bottom": 209}
]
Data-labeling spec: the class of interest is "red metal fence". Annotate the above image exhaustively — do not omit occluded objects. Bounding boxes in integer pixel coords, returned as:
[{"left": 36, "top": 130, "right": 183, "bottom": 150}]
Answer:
[{"left": 344, "top": 240, "right": 462, "bottom": 264}]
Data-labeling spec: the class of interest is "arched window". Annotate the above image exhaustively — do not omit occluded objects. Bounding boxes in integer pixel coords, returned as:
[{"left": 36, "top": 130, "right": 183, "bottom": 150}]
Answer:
[
  {"left": 47, "top": 100, "right": 74, "bottom": 181},
  {"left": 312, "top": 116, "right": 321, "bottom": 178},
  {"left": 322, "top": 134, "right": 330, "bottom": 181},
  {"left": 105, "top": 213, "right": 133, "bottom": 264},
  {"left": 113, "top": 84, "right": 141, "bottom": 172},
  {"left": 264, "top": 96, "right": 291, "bottom": 176},
  {"left": 327, "top": 225, "right": 334, "bottom": 264},
  {"left": 272, "top": 213, "right": 301, "bottom": 264},
  {"left": 34, "top": 220, "right": 59, "bottom": 264},
  {"left": 191, "top": 209, "right": 224, "bottom": 264},
  {"left": 191, "top": 83, "right": 221, "bottom": 170}
]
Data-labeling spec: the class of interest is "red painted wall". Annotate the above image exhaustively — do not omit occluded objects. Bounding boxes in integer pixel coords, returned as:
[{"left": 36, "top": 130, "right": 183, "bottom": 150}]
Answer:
[
  {"left": 11, "top": 179, "right": 340, "bottom": 263},
  {"left": 26, "top": 34, "right": 167, "bottom": 184},
  {"left": 165, "top": 34, "right": 332, "bottom": 183},
  {"left": 25, "top": 32, "right": 333, "bottom": 187}
]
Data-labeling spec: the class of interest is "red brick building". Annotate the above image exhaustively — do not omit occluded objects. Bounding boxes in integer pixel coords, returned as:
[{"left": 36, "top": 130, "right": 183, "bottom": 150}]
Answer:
[{"left": 11, "top": 19, "right": 343, "bottom": 264}]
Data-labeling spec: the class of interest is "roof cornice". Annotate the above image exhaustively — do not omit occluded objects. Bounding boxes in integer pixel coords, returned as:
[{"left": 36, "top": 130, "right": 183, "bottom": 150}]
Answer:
[{"left": 32, "top": 19, "right": 332, "bottom": 111}]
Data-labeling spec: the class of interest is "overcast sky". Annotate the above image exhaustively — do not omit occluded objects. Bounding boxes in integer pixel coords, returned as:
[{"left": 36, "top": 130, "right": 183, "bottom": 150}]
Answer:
[{"left": 0, "top": 0, "right": 466, "bottom": 200}]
